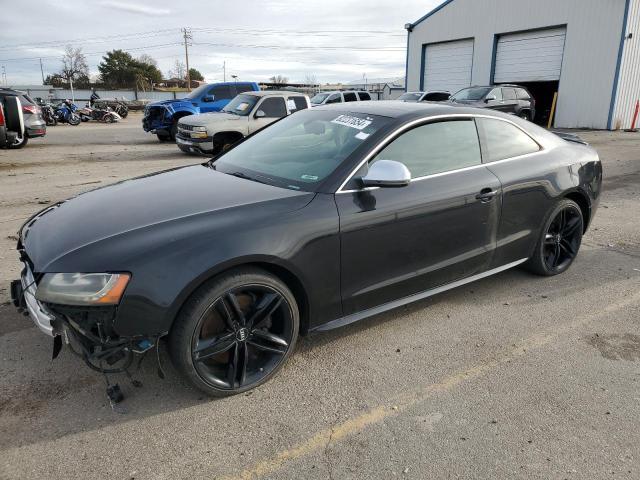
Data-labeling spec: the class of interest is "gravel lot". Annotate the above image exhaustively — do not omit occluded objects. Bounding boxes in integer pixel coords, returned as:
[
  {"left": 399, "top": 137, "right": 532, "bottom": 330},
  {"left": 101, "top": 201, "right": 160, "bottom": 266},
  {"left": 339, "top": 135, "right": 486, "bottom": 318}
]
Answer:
[{"left": 1, "top": 114, "right": 639, "bottom": 479}]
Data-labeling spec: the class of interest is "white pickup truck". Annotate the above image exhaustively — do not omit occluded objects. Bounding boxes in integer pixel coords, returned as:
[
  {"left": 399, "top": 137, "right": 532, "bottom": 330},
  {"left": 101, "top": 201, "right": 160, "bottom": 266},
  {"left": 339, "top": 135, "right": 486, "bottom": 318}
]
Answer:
[{"left": 176, "top": 91, "right": 310, "bottom": 155}]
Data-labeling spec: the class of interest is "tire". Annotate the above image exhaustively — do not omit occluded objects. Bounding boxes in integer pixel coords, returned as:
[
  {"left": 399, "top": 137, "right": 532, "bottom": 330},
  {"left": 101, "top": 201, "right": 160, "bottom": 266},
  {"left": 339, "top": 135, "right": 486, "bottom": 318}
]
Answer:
[
  {"left": 68, "top": 113, "right": 81, "bottom": 126},
  {"left": 169, "top": 268, "right": 299, "bottom": 397},
  {"left": 525, "top": 199, "right": 583, "bottom": 276},
  {"left": 4, "top": 96, "right": 24, "bottom": 133},
  {"left": 105, "top": 114, "right": 115, "bottom": 123},
  {"left": 157, "top": 133, "right": 171, "bottom": 142},
  {"left": 8, "top": 134, "right": 28, "bottom": 149},
  {"left": 519, "top": 111, "right": 531, "bottom": 121},
  {"left": 170, "top": 121, "right": 178, "bottom": 141}
]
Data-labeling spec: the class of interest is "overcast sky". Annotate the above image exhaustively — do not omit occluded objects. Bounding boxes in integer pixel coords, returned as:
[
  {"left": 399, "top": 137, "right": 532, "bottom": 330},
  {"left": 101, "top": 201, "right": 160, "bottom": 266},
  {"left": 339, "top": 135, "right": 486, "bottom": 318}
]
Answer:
[{"left": 0, "top": 0, "right": 441, "bottom": 86}]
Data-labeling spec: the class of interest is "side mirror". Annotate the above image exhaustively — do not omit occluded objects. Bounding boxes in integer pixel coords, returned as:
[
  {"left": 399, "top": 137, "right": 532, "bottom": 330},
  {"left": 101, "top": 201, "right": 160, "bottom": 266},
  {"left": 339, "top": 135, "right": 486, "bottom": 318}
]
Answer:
[
  {"left": 485, "top": 95, "right": 497, "bottom": 103},
  {"left": 255, "top": 110, "right": 266, "bottom": 118},
  {"left": 361, "top": 160, "right": 411, "bottom": 188},
  {"left": 203, "top": 95, "right": 215, "bottom": 102}
]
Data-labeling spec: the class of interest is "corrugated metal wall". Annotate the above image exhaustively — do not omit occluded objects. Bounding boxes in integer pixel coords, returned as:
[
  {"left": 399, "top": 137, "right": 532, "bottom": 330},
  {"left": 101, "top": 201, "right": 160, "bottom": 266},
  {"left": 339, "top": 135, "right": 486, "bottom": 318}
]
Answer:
[
  {"left": 406, "top": 0, "right": 628, "bottom": 129},
  {"left": 612, "top": 0, "right": 640, "bottom": 129}
]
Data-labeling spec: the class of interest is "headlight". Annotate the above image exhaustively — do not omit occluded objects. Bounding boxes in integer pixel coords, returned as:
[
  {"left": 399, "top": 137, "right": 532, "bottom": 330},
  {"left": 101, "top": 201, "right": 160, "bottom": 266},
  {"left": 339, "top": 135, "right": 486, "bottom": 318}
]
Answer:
[
  {"left": 35, "top": 273, "right": 130, "bottom": 306},
  {"left": 193, "top": 126, "right": 207, "bottom": 132}
]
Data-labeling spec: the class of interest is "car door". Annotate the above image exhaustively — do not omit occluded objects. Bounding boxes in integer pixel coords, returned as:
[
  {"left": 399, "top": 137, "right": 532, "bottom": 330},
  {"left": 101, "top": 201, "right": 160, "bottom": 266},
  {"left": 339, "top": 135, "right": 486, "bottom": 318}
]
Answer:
[
  {"left": 249, "top": 96, "right": 288, "bottom": 134},
  {"left": 201, "top": 85, "right": 234, "bottom": 113},
  {"left": 500, "top": 88, "right": 519, "bottom": 114},
  {"left": 336, "top": 118, "right": 502, "bottom": 315},
  {"left": 484, "top": 87, "right": 505, "bottom": 111}
]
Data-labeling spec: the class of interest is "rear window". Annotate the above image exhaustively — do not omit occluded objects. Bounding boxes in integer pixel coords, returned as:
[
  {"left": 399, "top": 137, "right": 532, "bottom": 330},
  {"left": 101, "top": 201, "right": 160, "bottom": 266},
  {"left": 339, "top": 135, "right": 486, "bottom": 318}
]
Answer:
[
  {"left": 287, "top": 96, "right": 308, "bottom": 112},
  {"left": 358, "top": 92, "right": 371, "bottom": 101},
  {"left": 209, "top": 85, "right": 234, "bottom": 99},
  {"left": 343, "top": 92, "right": 358, "bottom": 102},
  {"left": 516, "top": 88, "right": 531, "bottom": 100},
  {"left": 235, "top": 84, "right": 256, "bottom": 94},
  {"left": 423, "top": 92, "right": 450, "bottom": 101},
  {"left": 502, "top": 88, "right": 517, "bottom": 101},
  {"left": 477, "top": 118, "right": 540, "bottom": 162}
]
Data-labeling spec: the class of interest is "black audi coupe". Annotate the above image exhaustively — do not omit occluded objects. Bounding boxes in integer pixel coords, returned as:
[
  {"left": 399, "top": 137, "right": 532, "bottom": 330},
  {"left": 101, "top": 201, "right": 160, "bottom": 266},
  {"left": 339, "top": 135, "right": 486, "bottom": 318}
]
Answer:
[{"left": 12, "top": 102, "right": 602, "bottom": 398}]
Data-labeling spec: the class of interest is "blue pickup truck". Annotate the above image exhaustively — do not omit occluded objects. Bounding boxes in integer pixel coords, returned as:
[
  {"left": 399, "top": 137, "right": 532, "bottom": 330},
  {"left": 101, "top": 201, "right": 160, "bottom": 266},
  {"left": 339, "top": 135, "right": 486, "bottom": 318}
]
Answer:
[{"left": 142, "top": 81, "right": 260, "bottom": 141}]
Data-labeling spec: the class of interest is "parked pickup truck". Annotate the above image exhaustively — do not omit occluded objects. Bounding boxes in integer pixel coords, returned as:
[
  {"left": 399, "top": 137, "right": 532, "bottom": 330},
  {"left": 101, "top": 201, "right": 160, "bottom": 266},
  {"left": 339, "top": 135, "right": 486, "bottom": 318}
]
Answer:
[
  {"left": 175, "top": 91, "right": 310, "bottom": 155},
  {"left": 142, "top": 81, "right": 259, "bottom": 142}
]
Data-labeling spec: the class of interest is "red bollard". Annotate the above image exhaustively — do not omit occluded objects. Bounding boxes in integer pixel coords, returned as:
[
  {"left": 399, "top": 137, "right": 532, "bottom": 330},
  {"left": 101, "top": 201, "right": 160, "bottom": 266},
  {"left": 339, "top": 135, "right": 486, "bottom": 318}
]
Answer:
[{"left": 631, "top": 100, "right": 639, "bottom": 131}]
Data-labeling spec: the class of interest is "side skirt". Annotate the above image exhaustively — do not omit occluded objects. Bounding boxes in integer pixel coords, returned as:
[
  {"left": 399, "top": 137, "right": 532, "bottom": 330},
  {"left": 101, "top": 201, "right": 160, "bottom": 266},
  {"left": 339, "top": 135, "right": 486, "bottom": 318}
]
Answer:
[{"left": 312, "top": 258, "right": 528, "bottom": 332}]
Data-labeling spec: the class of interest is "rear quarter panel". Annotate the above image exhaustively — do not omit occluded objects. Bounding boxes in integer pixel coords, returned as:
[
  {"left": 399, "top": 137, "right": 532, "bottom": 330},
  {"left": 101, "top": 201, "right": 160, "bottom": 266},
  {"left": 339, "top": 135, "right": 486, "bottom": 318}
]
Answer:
[{"left": 486, "top": 139, "right": 601, "bottom": 268}]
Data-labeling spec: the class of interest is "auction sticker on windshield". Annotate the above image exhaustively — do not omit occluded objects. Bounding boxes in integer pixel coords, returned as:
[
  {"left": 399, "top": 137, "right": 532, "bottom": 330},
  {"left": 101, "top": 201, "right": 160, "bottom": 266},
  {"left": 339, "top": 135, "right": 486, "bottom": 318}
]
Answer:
[{"left": 331, "top": 114, "right": 372, "bottom": 130}]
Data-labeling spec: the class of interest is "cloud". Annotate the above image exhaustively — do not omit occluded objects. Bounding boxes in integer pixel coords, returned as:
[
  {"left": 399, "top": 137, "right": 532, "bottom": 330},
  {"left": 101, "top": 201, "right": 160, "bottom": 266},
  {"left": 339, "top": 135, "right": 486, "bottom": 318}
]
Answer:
[{"left": 100, "top": 1, "right": 170, "bottom": 16}]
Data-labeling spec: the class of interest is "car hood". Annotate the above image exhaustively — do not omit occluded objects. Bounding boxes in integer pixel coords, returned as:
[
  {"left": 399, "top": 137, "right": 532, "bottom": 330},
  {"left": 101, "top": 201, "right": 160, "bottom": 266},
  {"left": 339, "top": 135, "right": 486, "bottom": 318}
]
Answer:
[
  {"left": 179, "top": 112, "right": 245, "bottom": 126},
  {"left": 147, "top": 98, "right": 198, "bottom": 111},
  {"left": 21, "top": 165, "right": 313, "bottom": 272}
]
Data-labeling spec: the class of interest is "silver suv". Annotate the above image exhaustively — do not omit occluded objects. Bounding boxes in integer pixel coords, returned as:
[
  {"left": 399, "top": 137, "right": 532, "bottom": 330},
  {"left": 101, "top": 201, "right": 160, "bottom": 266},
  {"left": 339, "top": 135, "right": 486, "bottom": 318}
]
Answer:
[
  {"left": 176, "top": 91, "right": 310, "bottom": 155},
  {"left": 310, "top": 90, "right": 372, "bottom": 106}
]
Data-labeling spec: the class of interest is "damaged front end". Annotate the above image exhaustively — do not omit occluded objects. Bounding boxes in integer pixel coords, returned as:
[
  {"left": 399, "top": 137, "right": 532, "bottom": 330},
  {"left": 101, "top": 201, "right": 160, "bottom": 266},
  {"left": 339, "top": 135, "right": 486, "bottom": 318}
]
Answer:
[{"left": 11, "top": 243, "right": 164, "bottom": 406}]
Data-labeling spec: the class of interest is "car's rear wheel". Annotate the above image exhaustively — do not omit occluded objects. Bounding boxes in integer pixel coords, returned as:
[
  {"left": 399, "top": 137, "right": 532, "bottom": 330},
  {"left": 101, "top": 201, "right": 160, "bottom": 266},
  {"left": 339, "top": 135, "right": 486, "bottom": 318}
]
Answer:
[
  {"left": 519, "top": 111, "right": 531, "bottom": 121},
  {"left": 8, "top": 134, "right": 28, "bottom": 149},
  {"left": 169, "top": 268, "right": 299, "bottom": 396},
  {"left": 526, "top": 199, "right": 583, "bottom": 276}
]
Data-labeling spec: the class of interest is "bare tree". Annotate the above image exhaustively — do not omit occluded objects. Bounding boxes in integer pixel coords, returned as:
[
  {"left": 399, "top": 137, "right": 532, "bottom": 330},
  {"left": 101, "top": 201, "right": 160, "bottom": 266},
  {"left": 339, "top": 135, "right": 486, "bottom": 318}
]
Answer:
[
  {"left": 137, "top": 54, "right": 158, "bottom": 67},
  {"left": 269, "top": 74, "right": 289, "bottom": 85},
  {"left": 168, "top": 59, "right": 186, "bottom": 79},
  {"left": 60, "top": 45, "right": 89, "bottom": 84},
  {"left": 304, "top": 73, "right": 318, "bottom": 86}
]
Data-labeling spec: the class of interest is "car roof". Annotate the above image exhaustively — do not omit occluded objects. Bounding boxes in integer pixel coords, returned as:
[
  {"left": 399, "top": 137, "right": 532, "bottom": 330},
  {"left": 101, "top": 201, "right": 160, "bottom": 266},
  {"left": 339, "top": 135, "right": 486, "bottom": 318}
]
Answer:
[
  {"left": 311, "top": 100, "right": 506, "bottom": 119},
  {"left": 244, "top": 91, "right": 306, "bottom": 97}
]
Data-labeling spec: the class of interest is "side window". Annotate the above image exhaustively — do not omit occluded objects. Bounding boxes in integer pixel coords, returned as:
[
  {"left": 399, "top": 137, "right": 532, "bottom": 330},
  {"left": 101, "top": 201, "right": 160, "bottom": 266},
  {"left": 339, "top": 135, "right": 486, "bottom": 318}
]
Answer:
[
  {"left": 235, "top": 84, "right": 255, "bottom": 94},
  {"left": 358, "top": 92, "right": 371, "bottom": 101},
  {"left": 325, "top": 94, "right": 342, "bottom": 104},
  {"left": 343, "top": 92, "right": 358, "bottom": 102},
  {"left": 516, "top": 88, "right": 531, "bottom": 100},
  {"left": 488, "top": 88, "right": 502, "bottom": 101},
  {"left": 209, "top": 85, "right": 234, "bottom": 100},
  {"left": 287, "top": 96, "right": 308, "bottom": 112},
  {"left": 258, "top": 97, "right": 287, "bottom": 118},
  {"left": 478, "top": 118, "right": 540, "bottom": 162},
  {"left": 370, "top": 119, "right": 481, "bottom": 178},
  {"left": 502, "top": 88, "right": 517, "bottom": 101}
]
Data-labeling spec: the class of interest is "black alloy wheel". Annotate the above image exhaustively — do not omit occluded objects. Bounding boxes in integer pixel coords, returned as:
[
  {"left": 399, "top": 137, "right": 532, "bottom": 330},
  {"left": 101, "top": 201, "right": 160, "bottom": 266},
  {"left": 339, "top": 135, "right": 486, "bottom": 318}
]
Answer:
[
  {"left": 170, "top": 269, "right": 299, "bottom": 396},
  {"left": 527, "top": 199, "right": 583, "bottom": 276}
]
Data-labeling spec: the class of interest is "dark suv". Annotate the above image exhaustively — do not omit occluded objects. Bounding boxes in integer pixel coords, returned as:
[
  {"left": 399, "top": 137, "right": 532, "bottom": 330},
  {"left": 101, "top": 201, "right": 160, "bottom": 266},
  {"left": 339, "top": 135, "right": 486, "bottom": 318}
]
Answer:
[
  {"left": 0, "top": 88, "right": 46, "bottom": 148},
  {"left": 449, "top": 85, "right": 535, "bottom": 121}
]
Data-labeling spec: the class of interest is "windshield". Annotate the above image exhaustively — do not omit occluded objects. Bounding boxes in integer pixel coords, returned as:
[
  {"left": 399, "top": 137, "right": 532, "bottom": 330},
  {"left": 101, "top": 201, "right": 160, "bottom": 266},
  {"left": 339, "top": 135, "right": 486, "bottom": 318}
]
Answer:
[
  {"left": 398, "top": 92, "right": 422, "bottom": 102},
  {"left": 451, "top": 87, "right": 491, "bottom": 102},
  {"left": 213, "top": 109, "right": 392, "bottom": 191},
  {"left": 185, "top": 84, "right": 210, "bottom": 100},
  {"left": 310, "top": 93, "right": 330, "bottom": 104},
  {"left": 222, "top": 94, "right": 259, "bottom": 116}
]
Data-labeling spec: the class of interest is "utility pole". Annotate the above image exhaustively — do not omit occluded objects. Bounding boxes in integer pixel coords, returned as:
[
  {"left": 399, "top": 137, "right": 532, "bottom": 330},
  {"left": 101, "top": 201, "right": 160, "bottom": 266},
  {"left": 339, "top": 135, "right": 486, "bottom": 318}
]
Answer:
[
  {"left": 182, "top": 27, "right": 192, "bottom": 91},
  {"left": 39, "top": 58, "right": 45, "bottom": 85}
]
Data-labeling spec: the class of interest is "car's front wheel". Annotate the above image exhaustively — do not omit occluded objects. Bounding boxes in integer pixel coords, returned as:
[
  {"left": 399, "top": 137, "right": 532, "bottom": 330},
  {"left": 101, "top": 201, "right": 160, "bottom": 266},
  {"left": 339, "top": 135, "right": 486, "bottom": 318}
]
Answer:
[
  {"left": 169, "top": 268, "right": 299, "bottom": 396},
  {"left": 526, "top": 199, "right": 583, "bottom": 276}
]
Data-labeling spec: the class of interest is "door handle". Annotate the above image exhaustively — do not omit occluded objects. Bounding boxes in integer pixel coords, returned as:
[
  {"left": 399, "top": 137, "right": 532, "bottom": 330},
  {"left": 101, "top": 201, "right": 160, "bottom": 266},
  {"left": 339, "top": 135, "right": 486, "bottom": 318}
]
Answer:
[{"left": 476, "top": 188, "right": 498, "bottom": 202}]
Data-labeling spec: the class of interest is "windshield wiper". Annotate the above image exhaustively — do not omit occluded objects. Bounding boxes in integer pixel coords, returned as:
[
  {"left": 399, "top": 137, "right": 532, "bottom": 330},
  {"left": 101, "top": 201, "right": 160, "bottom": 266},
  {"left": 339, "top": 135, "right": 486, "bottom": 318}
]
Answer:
[{"left": 227, "top": 171, "right": 269, "bottom": 185}]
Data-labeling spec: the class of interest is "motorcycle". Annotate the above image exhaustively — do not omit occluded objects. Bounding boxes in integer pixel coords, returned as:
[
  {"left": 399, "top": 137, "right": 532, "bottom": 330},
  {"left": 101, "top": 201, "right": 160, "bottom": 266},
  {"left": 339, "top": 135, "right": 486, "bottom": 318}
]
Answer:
[
  {"left": 94, "top": 99, "right": 128, "bottom": 118},
  {"left": 54, "top": 100, "right": 81, "bottom": 126},
  {"left": 78, "top": 103, "right": 122, "bottom": 123},
  {"left": 36, "top": 101, "right": 57, "bottom": 126}
]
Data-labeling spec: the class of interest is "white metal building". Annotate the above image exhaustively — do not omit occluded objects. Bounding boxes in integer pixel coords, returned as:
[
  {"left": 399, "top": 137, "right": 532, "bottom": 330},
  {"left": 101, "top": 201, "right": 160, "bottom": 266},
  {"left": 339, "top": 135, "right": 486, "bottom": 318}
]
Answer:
[{"left": 405, "top": 0, "right": 640, "bottom": 129}]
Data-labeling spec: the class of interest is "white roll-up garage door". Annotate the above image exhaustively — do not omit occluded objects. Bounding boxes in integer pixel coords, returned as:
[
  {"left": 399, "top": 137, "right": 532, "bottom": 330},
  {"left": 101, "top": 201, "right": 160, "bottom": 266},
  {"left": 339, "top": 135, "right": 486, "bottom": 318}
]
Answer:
[
  {"left": 423, "top": 39, "right": 474, "bottom": 94},
  {"left": 493, "top": 27, "right": 566, "bottom": 83}
]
